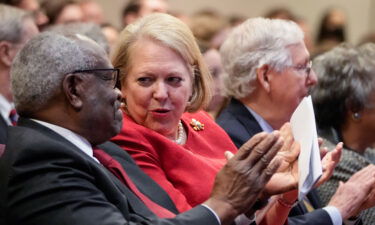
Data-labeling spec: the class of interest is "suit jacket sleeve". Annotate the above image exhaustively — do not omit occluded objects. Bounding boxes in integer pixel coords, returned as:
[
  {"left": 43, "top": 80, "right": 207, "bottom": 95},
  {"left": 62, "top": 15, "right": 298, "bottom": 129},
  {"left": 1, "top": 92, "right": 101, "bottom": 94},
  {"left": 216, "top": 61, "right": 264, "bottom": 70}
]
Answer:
[{"left": 288, "top": 209, "right": 333, "bottom": 225}]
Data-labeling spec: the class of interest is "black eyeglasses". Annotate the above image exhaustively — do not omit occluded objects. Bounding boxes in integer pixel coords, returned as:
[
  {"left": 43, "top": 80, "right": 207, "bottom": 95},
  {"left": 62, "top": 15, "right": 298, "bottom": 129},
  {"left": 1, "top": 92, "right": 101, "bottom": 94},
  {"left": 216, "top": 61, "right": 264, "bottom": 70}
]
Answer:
[
  {"left": 70, "top": 68, "right": 120, "bottom": 89},
  {"left": 291, "top": 60, "right": 312, "bottom": 79}
]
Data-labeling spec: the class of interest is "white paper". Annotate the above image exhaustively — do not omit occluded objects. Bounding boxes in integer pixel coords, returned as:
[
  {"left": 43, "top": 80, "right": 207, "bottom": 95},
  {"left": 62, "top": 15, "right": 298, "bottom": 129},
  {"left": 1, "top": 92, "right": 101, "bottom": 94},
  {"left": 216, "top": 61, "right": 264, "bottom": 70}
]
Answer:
[{"left": 290, "top": 96, "right": 322, "bottom": 200}]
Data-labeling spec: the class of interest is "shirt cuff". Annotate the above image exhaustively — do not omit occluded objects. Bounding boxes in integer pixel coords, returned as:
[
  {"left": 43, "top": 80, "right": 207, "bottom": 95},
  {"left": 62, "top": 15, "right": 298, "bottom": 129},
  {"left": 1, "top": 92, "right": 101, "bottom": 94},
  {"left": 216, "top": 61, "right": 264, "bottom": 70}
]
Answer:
[
  {"left": 323, "top": 206, "right": 342, "bottom": 225},
  {"left": 235, "top": 213, "right": 256, "bottom": 225},
  {"left": 201, "top": 204, "right": 221, "bottom": 225}
]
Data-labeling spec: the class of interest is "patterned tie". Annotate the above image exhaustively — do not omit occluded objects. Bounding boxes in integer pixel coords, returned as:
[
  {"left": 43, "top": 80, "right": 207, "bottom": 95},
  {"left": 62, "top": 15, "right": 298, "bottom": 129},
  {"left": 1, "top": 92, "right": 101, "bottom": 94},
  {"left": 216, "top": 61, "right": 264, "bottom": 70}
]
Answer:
[
  {"left": 8, "top": 108, "right": 17, "bottom": 126},
  {"left": 93, "top": 148, "right": 175, "bottom": 218}
]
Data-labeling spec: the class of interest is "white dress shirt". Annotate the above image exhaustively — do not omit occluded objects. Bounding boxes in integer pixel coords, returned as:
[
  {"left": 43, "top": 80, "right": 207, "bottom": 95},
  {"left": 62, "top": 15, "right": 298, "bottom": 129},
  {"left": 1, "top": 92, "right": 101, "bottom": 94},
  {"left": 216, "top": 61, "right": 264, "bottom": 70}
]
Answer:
[
  {"left": 31, "top": 119, "right": 99, "bottom": 163},
  {"left": 0, "top": 95, "right": 14, "bottom": 125}
]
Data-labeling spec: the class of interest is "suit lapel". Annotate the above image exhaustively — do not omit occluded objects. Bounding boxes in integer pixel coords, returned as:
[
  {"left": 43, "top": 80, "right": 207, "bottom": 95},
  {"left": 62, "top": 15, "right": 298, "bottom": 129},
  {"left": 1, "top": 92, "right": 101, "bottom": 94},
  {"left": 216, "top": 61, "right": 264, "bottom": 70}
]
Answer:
[{"left": 228, "top": 99, "right": 263, "bottom": 137}]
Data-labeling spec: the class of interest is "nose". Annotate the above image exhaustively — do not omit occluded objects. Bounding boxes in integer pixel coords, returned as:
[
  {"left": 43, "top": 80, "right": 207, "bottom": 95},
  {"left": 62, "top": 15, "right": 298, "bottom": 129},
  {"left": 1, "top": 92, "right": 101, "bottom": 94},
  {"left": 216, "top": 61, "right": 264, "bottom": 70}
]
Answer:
[
  {"left": 114, "top": 87, "right": 123, "bottom": 101},
  {"left": 153, "top": 81, "right": 168, "bottom": 100},
  {"left": 307, "top": 69, "right": 318, "bottom": 86}
]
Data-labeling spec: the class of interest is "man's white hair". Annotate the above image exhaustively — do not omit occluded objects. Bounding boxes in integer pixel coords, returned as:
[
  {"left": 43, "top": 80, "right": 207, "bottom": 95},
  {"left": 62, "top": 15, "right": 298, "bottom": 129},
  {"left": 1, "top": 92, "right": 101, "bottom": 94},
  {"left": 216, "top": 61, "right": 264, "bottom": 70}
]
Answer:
[{"left": 220, "top": 17, "right": 304, "bottom": 99}]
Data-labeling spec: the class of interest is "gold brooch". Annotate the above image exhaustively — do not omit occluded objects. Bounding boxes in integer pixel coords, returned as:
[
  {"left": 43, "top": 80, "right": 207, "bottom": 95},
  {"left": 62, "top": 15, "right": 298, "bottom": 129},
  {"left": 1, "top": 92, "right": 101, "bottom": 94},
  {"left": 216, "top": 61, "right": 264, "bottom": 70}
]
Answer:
[{"left": 190, "top": 118, "right": 204, "bottom": 131}]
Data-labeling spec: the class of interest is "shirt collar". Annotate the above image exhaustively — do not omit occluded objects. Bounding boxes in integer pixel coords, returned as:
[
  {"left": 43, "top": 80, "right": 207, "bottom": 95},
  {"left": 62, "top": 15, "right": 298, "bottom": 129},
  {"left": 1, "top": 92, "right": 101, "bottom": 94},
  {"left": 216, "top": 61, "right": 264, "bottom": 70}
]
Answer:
[
  {"left": 31, "top": 119, "right": 99, "bottom": 163},
  {"left": 245, "top": 105, "right": 274, "bottom": 133},
  {"left": 0, "top": 95, "right": 13, "bottom": 125}
]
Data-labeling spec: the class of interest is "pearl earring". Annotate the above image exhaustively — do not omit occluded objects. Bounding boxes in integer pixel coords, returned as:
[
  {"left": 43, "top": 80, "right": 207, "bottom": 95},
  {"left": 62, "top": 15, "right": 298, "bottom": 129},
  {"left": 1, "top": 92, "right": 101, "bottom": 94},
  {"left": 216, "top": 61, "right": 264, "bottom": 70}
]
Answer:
[{"left": 352, "top": 112, "right": 361, "bottom": 121}]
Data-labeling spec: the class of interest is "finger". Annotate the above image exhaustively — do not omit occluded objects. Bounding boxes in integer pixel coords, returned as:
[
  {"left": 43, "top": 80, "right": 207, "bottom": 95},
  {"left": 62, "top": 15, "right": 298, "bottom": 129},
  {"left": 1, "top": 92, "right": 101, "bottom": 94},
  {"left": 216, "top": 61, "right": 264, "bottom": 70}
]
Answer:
[
  {"left": 320, "top": 147, "right": 328, "bottom": 160},
  {"left": 236, "top": 132, "right": 268, "bottom": 161},
  {"left": 259, "top": 156, "right": 283, "bottom": 187},
  {"left": 224, "top": 151, "right": 234, "bottom": 161},
  {"left": 244, "top": 131, "right": 282, "bottom": 165},
  {"left": 332, "top": 143, "right": 343, "bottom": 163},
  {"left": 252, "top": 133, "right": 284, "bottom": 173},
  {"left": 279, "top": 123, "right": 293, "bottom": 150},
  {"left": 318, "top": 137, "right": 323, "bottom": 148}
]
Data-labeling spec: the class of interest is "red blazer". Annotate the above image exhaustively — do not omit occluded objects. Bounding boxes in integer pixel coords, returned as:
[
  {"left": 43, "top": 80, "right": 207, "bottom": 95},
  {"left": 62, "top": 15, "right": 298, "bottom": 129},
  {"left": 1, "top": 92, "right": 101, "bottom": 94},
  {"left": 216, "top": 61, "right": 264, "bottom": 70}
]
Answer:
[{"left": 112, "top": 111, "right": 238, "bottom": 212}]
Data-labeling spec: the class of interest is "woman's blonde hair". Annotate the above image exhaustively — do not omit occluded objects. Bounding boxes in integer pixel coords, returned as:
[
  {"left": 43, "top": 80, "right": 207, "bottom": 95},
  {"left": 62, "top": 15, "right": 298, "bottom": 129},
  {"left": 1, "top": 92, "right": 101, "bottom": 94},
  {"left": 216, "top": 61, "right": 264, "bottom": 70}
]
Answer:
[{"left": 112, "top": 13, "right": 211, "bottom": 112}]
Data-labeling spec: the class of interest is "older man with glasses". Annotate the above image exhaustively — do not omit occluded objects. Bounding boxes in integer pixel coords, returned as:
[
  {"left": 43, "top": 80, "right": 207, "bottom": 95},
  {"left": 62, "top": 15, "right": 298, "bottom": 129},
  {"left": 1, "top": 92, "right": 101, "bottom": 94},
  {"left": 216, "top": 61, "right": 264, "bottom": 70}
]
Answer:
[{"left": 217, "top": 17, "right": 373, "bottom": 225}]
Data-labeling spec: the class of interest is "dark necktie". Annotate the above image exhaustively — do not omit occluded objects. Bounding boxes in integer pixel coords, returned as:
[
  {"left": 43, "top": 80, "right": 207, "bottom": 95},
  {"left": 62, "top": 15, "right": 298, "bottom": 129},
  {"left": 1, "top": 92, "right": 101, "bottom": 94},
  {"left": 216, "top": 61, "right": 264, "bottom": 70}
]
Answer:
[
  {"left": 93, "top": 148, "right": 175, "bottom": 218},
  {"left": 8, "top": 109, "right": 17, "bottom": 126}
]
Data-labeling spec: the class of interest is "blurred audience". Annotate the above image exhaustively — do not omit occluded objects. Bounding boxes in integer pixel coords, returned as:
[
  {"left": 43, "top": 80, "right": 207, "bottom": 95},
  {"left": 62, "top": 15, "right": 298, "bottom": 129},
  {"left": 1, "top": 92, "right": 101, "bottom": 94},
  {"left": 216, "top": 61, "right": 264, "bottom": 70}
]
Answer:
[
  {"left": 189, "top": 10, "right": 228, "bottom": 49},
  {"left": 264, "top": 7, "right": 295, "bottom": 21},
  {"left": 41, "top": 0, "right": 83, "bottom": 27},
  {"left": 315, "top": 8, "right": 347, "bottom": 56},
  {"left": 101, "top": 23, "right": 120, "bottom": 55},
  {"left": 0, "top": 0, "right": 48, "bottom": 28},
  {"left": 228, "top": 15, "right": 247, "bottom": 27},
  {"left": 79, "top": 0, "right": 105, "bottom": 24},
  {"left": 121, "top": 0, "right": 168, "bottom": 27},
  {"left": 312, "top": 43, "right": 375, "bottom": 224},
  {"left": 202, "top": 48, "right": 228, "bottom": 119},
  {"left": 0, "top": 4, "right": 38, "bottom": 144},
  {"left": 46, "top": 22, "right": 110, "bottom": 54}
]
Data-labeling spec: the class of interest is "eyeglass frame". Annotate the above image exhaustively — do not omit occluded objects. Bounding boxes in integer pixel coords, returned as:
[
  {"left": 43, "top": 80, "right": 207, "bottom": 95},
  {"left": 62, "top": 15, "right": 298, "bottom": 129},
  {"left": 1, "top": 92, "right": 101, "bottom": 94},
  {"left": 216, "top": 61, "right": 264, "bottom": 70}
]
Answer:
[
  {"left": 69, "top": 68, "right": 120, "bottom": 89},
  {"left": 290, "top": 60, "right": 312, "bottom": 79}
]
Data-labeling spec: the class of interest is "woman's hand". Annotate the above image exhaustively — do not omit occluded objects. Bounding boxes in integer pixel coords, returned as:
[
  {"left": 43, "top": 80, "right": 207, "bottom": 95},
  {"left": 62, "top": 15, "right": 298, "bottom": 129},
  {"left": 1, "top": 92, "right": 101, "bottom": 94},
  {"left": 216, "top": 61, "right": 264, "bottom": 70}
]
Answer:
[{"left": 264, "top": 123, "right": 300, "bottom": 195}]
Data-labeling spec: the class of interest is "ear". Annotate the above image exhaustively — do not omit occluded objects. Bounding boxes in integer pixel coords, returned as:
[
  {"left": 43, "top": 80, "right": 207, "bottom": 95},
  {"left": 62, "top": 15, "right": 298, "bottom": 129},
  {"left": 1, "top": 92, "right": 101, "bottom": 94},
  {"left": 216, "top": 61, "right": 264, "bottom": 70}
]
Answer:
[
  {"left": 256, "top": 64, "right": 271, "bottom": 93},
  {"left": 0, "top": 41, "right": 14, "bottom": 67},
  {"left": 62, "top": 74, "right": 84, "bottom": 110}
]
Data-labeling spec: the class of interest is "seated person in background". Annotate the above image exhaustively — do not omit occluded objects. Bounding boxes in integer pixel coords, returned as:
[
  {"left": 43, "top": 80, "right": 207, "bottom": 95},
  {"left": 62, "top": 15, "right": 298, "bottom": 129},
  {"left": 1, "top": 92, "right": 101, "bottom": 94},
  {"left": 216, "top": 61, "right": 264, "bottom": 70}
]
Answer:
[
  {"left": 312, "top": 43, "right": 375, "bottom": 224},
  {"left": 202, "top": 47, "right": 228, "bottom": 118},
  {"left": 79, "top": 0, "right": 105, "bottom": 25},
  {"left": 0, "top": 4, "right": 39, "bottom": 144},
  {"left": 46, "top": 22, "right": 110, "bottom": 54},
  {"left": 110, "top": 13, "right": 343, "bottom": 225},
  {"left": 0, "top": 0, "right": 49, "bottom": 28},
  {"left": 216, "top": 17, "right": 374, "bottom": 225},
  {"left": 121, "top": 0, "right": 168, "bottom": 27},
  {"left": 40, "top": 0, "right": 83, "bottom": 27},
  {"left": 0, "top": 31, "right": 284, "bottom": 225}
]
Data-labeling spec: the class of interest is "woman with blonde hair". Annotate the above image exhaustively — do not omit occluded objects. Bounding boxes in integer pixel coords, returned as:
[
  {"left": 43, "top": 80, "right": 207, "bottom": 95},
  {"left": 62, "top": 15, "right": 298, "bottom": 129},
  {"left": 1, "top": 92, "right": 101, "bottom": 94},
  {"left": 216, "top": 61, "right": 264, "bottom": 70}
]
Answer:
[{"left": 111, "top": 13, "right": 311, "bottom": 224}]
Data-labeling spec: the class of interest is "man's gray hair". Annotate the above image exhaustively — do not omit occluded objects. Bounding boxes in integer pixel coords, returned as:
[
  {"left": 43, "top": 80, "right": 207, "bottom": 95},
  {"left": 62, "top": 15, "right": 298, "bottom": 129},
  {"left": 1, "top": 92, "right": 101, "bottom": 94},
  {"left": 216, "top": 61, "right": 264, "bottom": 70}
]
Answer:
[
  {"left": 312, "top": 43, "right": 375, "bottom": 129},
  {"left": 0, "top": 4, "right": 31, "bottom": 43},
  {"left": 11, "top": 32, "right": 105, "bottom": 116},
  {"left": 220, "top": 17, "right": 304, "bottom": 99},
  {"left": 46, "top": 22, "right": 110, "bottom": 54}
]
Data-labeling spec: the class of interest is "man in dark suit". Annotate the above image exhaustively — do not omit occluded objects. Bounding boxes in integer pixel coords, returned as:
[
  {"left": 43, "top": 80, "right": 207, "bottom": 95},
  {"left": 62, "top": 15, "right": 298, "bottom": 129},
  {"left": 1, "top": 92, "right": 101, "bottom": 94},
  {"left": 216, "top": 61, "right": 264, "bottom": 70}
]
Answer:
[
  {"left": 217, "top": 17, "right": 372, "bottom": 225},
  {"left": 0, "top": 4, "right": 39, "bottom": 143},
  {"left": 0, "top": 32, "right": 285, "bottom": 225}
]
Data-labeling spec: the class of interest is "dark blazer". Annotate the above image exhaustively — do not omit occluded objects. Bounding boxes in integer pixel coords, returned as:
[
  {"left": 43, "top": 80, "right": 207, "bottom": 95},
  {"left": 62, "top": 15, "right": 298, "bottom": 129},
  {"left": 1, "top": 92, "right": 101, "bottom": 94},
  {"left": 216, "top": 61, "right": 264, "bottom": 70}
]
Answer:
[
  {"left": 217, "top": 98, "right": 334, "bottom": 225},
  {"left": 0, "top": 118, "right": 219, "bottom": 225},
  {"left": 0, "top": 116, "right": 8, "bottom": 144}
]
